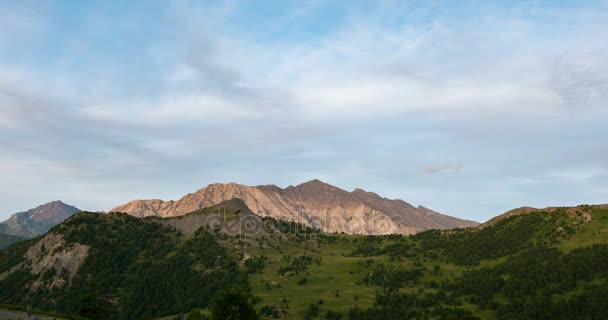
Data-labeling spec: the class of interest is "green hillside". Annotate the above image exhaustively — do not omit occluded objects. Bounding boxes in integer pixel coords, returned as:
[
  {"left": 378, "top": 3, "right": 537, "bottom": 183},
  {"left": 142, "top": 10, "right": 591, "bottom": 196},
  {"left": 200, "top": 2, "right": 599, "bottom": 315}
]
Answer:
[
  {"left": 1, "top": 204, "right": 607, "bottom": 319},
  {"left": 0, "top": 234, "right": 24, "bottom": 249}
]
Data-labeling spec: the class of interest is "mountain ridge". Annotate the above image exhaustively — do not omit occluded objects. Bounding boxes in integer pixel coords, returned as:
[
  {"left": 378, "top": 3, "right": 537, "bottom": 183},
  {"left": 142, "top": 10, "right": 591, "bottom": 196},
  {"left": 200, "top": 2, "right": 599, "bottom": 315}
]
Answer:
[
  {"left": 111, "top": 180, "right": 478, "bottom": 234},
  {"left": 479, "top": 203, "right": 605, "bottom": 228}
]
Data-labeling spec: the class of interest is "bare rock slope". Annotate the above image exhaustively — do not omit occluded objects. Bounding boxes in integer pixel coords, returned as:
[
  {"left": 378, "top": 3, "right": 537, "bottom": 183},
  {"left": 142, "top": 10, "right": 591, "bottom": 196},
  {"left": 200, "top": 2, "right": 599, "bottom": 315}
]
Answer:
[{"left": 111, "top": 180, "right": 478, "bottom": 235}]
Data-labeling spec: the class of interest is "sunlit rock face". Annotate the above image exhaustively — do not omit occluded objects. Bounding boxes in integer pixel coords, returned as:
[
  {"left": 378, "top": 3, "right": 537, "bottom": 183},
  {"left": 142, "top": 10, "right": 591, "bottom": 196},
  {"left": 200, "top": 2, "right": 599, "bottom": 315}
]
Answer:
[{"left": 111, "top": 180, "right": 478, "bottom": 235}]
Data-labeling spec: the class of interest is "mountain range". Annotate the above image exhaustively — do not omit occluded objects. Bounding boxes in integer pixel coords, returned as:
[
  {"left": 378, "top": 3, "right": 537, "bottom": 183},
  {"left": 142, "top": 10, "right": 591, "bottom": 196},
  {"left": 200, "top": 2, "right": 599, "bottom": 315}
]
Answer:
[
  {"left": 1, "top": 202, "right": 607, "bottom": 319},
  {"left": 0, "top": 201, "right": 81, "bottom": 239},
  {"left": 111, "top": 179, "right": 478, "bottom": 234}
]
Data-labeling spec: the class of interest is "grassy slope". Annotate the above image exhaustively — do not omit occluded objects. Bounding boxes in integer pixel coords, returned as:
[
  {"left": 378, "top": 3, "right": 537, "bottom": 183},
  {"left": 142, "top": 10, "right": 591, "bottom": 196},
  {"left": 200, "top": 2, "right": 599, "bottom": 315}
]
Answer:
[
  {"left": 560, "top": 206, "right": 608, "bottom": 251},
  {"left": 249, "top": 237, "right": 380, "bottom": 316},
  {"left": 243, "top": 206, "right": 608, "bottom": 319},
  {"left": 246, "top": 237, "right": 484, "bottom": 319}
]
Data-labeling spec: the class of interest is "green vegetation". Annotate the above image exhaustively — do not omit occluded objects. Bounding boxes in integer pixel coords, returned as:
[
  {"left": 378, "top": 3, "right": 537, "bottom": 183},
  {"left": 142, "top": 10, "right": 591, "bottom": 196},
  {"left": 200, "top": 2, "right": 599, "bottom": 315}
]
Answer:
[
  {"left": 244, "top": 255, "right": 268, "bottom": 273},
  {"left": 0, "top": 234, "right": 24, "bottom": 249},
  {"left": 245, "top": 205, "right": 608, "bottom": 319},
  {"left": 278, "top": 255, "right": 315, "bottom": 276},
  {"left": 211, "top": 289, "right": 259, "bottom": 320},
  {"left": 0, "top": 205, "right": 607, "bottom": 319},
  {"left": 0, "top": 212, "right": 250, "bottom": 320},
  {"left": 412, "top": 209, "right": 577, "bottom": 265},
  {"left": 0, "top": 236, "right": 36, "bottom": 274}
]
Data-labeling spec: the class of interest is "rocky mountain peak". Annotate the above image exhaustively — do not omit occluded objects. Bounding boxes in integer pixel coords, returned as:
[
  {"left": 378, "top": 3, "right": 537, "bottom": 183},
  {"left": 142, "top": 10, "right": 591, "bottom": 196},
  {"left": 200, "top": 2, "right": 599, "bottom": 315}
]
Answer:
[
  {"left": 0, "top": 201, "right": 81, "bottom": 238},
  {"left": 28, "top": 201, "right": 79, "bottom": 221},
  {"left": 111, "top": 180, "right": 479, "bottom": 234},
  {"left": 292, "top": 179, "right": 340, "bottom": 191}
]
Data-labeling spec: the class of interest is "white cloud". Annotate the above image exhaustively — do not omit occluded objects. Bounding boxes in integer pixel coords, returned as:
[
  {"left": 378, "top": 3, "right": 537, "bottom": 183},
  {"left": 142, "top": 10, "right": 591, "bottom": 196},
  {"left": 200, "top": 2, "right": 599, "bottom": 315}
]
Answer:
[{"left": 84, "top": 93, "right": 262, "bottom": 127}]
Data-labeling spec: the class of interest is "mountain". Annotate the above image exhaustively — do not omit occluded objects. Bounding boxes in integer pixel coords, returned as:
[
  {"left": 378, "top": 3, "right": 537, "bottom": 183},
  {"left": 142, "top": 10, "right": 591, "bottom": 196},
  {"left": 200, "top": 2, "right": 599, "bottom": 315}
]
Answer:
[
  {"left": 0, "top": 201, "right": 81, "bottom": 238},
  {"left": 1, "top": 204, "right": 607, "bottom": 319},
  {"left": 111, "top": 180, "right": 478, "bottom": 234}
]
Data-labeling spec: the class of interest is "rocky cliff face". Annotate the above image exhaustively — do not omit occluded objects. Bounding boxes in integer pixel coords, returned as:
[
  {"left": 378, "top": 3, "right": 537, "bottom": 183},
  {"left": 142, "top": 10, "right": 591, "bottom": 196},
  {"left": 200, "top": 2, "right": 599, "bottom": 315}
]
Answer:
[
  {"left": 0, "top": 201, "right": 81, "bottom": 238},
  {"left": 111, "top": 180, "right": 478, "bottom": 235},
  {"left": 23, "top": 232, "right": 90, "bottom": 289}
]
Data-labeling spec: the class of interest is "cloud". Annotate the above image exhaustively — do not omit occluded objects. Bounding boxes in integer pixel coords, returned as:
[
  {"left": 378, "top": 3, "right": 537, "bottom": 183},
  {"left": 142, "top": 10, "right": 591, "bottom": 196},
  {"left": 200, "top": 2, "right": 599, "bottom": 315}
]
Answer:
[
  {"left": 423, "top": 164, "right": 464, "bottom": 174},
  {"left": 0, "top": 1, "right": 607, "bottom": 221},
  {"left": 549, "top": 51, "right": 608, "bottom": 112}
]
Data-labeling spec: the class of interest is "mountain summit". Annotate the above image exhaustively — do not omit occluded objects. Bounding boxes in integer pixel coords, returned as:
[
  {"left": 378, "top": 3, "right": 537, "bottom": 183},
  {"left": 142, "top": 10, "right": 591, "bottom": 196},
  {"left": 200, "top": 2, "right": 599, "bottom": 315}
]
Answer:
[
  {"left": 0, "top": 201, "right": 81, "bottom": 238},
  {"left": 111, "top": 180, "right": 478, "bottom": 234}
]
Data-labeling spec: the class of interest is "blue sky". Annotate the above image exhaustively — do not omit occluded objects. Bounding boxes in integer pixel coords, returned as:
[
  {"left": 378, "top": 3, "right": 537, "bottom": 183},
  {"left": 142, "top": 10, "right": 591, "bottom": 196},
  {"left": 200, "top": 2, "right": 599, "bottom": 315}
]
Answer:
[{"left": 1, "top": 0, "right": 607, "bottom": 222}]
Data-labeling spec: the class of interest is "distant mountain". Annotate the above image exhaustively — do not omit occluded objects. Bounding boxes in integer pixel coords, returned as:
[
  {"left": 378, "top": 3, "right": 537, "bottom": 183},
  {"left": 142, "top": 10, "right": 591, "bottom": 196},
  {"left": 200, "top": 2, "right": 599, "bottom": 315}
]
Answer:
[
  {"left": 111, "top": 180, "right": 478, "bottom": 234},
  {"left": 0, "top": 201, "right": 81, "bottom": 238},
  {"left": 0, "top": 233, "right": 24, "bottom": 249}
]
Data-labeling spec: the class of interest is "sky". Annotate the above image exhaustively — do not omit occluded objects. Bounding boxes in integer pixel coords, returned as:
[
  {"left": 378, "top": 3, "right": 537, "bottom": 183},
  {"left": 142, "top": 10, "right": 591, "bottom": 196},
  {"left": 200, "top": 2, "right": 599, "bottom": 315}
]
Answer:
[{"left": 1, "top": 0, "right": 607, "bottom": 222}]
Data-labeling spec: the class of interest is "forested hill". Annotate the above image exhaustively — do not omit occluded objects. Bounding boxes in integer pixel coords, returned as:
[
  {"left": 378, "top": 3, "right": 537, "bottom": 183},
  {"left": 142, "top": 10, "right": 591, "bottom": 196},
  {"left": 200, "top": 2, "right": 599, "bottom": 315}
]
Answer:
[
  {"left": 0, "top": 203, "right": 318, "bottom": 320},
  {"left": 0, "top": 203, "right": 607, "bottom": 319}
]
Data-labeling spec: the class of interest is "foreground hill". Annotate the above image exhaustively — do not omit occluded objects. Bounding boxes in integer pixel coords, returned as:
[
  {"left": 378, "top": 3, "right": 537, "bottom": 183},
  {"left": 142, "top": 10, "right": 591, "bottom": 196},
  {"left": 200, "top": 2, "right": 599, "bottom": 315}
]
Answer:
[
  {"left": 111, "top": 180, "right": 478, "bottom": 234},
  {"left": 0, "top": 201, "right": 81, "bottom": 238},
  {"left": 0, "top": 202, "right": 607, "bottom": 319},
  {"left": 0, "top": 201, "right": 317, "bottom": 320},
  {"left": 479, "top": 203, "right": 606, "bottom": 227}
]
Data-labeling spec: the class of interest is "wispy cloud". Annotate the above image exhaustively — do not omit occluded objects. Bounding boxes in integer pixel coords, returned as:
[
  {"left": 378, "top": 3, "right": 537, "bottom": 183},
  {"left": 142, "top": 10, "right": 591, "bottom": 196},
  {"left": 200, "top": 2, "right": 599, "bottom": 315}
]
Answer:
[{"left": 424, "top": 164, "right": 464, "bottom": 174}]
